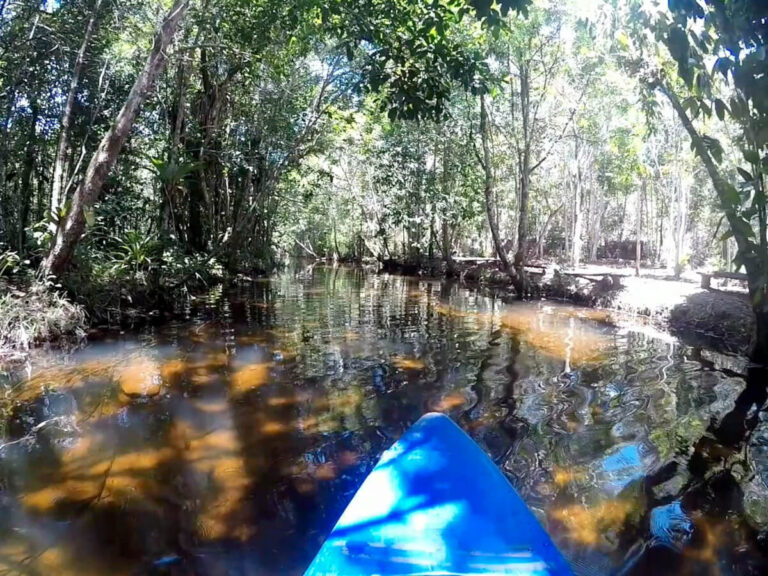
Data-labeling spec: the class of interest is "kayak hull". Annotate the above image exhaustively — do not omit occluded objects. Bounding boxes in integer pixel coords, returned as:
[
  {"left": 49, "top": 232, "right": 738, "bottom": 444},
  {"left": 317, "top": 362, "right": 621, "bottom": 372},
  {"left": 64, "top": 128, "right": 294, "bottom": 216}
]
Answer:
[{"left": 305, "top": 413, "right": 572, "bottom": 575}]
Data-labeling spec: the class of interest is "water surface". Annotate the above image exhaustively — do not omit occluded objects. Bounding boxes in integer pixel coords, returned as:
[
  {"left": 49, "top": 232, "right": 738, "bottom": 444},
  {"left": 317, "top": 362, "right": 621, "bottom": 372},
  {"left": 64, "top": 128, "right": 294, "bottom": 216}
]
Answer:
[{"left": 0, "top": 267, "right": 766, "bottom": 575}]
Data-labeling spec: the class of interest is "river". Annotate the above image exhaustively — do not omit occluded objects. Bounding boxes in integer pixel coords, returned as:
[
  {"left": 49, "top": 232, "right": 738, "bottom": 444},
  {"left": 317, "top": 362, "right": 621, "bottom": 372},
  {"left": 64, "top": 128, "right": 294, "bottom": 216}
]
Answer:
[{"left": 0, "top": 267, "right": 766, "bottom": 575}]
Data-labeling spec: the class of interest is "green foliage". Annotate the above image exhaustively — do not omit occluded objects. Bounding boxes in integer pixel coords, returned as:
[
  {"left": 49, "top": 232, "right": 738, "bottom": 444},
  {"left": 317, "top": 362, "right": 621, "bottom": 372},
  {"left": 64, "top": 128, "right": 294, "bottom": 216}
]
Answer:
[
  {"left": 659, "top": 1, "right": 768, "bottom": 307},
  {"left": 0, "top": 0, "right": 759, "bottom": 347},
  {"left": 0, "top": 251, "right": 21, "bottom": 277},
  {"left": 148, "top": 157, "right": 199, "bottom": 188},
  {"left": 0, "top": 282, "right": 86, "bottom": 352},
  {"left": 109, "top": 230, "right": 160, "bottom": 277}
]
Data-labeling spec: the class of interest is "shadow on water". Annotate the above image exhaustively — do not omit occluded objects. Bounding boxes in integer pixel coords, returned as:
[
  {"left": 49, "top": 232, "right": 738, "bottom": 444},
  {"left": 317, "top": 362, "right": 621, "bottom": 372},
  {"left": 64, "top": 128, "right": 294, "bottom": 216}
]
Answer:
[
  {"left": 0, "top": 266, "right": 766, "bottom": 574},
  {"left": 618, "top": 365, "right": 768, "bottom": 576}
]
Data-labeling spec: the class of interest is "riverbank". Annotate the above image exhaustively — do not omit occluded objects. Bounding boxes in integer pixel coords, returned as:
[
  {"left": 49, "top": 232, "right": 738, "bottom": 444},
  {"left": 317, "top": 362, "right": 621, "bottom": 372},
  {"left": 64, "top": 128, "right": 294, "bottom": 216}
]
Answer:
[
  {"left": 0, "top": 279, "right": 86, "bottom": 362},
  {"left": 386, "top": 258, "right": 755, "bottom": 357},
  {"left": 549, "top": 271, "right": 753, "bottom": 355},
  {"left": 1, "top": 260, "right": 755, "bottom": 362},
  {"left": 0, "top": 255, "right": 226, "bottom": 362}
]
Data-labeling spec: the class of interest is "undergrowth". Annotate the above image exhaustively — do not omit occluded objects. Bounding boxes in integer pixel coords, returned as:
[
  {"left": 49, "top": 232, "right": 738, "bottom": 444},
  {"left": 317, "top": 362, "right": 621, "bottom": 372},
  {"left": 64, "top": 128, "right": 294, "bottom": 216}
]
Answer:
[{"left": 0, "top": 279, "right": 86, "bottom": 353}]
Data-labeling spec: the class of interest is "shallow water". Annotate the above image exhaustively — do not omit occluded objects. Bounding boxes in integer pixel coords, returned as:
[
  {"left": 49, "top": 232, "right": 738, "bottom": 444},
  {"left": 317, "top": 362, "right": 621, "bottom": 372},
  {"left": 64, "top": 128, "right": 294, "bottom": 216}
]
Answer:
[{"left": 0, "top": 267, "right": 766, "bottom": 575}]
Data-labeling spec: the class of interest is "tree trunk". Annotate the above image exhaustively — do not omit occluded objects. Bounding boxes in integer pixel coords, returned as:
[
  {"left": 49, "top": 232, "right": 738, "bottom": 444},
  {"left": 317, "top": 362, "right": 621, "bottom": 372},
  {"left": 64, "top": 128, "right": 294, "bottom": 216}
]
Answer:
[
  {"left": 660, "top": 82, "right": 768, "bottom": 362},
  {"left": 50, "top": 0, "right": 103, "bottom": 218},
  {"left": 618, "top": 193, "right": 628, "bottom": 243},
  {"left": 161, "top": 53, "right": 188, "bottom": 237},
  {"left": 537, "top": 203, "right": 562, "bottom": 260},
  {"left": 480, "top": 94, "right": 510, "bottom": 273},
  {"left": 41, "top": 0, "right": 191, "bottom": 278},
  {"left": 332, "top": 219, "right": 340, "bottom": 260},
  {"left": 428, "top": 213, "right": 436, "bottom": 261},
  {"left": 589, "top": 199, "right": 607, "bottom": 261},
  {"left": 17, "top": 104, "right": 38, "bottom": 251},
  {"left": 571, "top": 136, "right": 583, "bottom": 268},
  {"left": 672, "top": 172, "right": 688, "bottom": 278},
  {"left": 636, "top": 179, "right": 644, "bottom": 277},
  {"left": 440, "top": 138, "right": 455, "bottom": 274},
  {"left": 513, "top": 64, "right": 531, "bottom": 296},
  {"left": 441, "top": 219, "right": 455, "bottom": 273}
]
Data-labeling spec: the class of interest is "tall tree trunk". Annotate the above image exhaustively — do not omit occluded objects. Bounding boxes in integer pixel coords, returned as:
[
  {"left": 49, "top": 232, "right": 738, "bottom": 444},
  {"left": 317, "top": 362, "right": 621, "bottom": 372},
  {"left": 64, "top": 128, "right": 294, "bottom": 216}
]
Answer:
[
  {"left": 41, "top": 0, "right": 191, "bottom": 278},
  {"left": 660, "top": 82, "right": 768, "bottom": 362},
  {"left": 161, "top": 53, "right": 188, "bottom": 237},
  {"left": 428, "top": 212, "right": 436, "bottom": 261},
  {"left": 480, "top": 94, "right": 510, "bottom": 273},
  {"left": 50, "top": 0, "right": 103, "bottom": 218},
  {"left": 332, "top": 218, "right": 340, "bottom": 260},
  {"left": 671, "top": 171, "right": 688, "bottom": 278},
  {"left": 571, "top": 135, "right": 583, "bottom": 268},
  {"left": 590, "top": 199, "right": 607, "bottom": 261},
  {"left": 188, "top": 50, "right": 237, "bottom": 251},
  {"left": 0, "top": 89, "right": 16, "bottom": 242},
  {"left": 440, "top": 138, "right": 455, "bottom": 274},
  {"left": 636, "top": 179, "right": 644, "bottom": 277},
  {"left": 17, "top": 104, "right": 38, "bottom": 251},
  {"left": 36, "top": 167, "right": 46, "bottom": 223},
  {"left": 441, "top": 219, "right": 455, "bottom": 273},
  {"left": 537, "top": 203, "right": 562, "bottom": 260},
  {"left": 618, "top": 193, "right": 628, "bottom": 243},
  {"left": 513, "top": 64, "right": 531, "bottom": 296}
]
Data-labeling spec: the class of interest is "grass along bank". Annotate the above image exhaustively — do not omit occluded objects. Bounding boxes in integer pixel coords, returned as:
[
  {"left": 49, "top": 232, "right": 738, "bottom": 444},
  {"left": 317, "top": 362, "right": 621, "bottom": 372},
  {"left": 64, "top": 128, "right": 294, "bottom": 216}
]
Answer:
[{"left": 0, "top": 279, "right": 86, "bottom": 359}]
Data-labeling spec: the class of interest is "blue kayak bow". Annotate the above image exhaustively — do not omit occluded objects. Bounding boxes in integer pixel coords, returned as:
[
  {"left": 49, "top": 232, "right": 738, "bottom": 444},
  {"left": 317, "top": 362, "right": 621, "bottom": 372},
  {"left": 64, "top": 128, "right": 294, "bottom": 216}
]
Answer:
[{"left": 305, "top": 412, "right": 573, "bottom": 575}]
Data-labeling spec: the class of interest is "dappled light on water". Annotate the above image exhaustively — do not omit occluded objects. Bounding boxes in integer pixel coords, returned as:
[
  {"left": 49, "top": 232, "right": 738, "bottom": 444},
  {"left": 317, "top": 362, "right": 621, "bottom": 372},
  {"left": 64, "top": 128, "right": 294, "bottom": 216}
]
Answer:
[
  {"left": 433, "top": 301, "right": 611, "bottom": 366},
  {"left": 230, "top": 362, "right": 272, "bottom": 395},
  {"left": 0, "top": 268, "right": 763, "bottom": 574},
  {"left": 185, "top": 427, "right": 252, "bottom": 541},
  {"left": 551, "top": 499, "right": 639, "bottom": 547},
  {"left": 117, "top": 356, "right": 163, "bottom": 398},
  {"left": 392, "top": 356, "right": 426, "bottom": 370},
  {"left": 498, "top": 307, "right": 610, "bottom": 366},
  {"left": 430, "top": 392, "right": 468, "bottom": 412}
]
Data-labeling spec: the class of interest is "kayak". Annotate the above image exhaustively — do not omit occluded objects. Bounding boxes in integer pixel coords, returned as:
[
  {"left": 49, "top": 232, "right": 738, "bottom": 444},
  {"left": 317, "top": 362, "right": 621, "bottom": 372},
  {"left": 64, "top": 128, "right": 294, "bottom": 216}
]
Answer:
[{"left": 305, "top": 413, "right": 573, "bottom": 575}]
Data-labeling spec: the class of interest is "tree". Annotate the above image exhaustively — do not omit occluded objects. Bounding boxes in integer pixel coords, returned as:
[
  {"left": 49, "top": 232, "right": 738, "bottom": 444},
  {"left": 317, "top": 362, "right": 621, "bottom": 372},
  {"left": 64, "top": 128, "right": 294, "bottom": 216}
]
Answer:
[
  {"left": 631, "top": 0, "right": 768, "bottom": 361},
  {"left": 41, "top": 0, "right": 192, "bottom": 277},
  {"left": 49, "top": 0, "right": 104, "bottom": 219},
  {"left": 35, "top": 0, "right": 535, "bottom": 277}
]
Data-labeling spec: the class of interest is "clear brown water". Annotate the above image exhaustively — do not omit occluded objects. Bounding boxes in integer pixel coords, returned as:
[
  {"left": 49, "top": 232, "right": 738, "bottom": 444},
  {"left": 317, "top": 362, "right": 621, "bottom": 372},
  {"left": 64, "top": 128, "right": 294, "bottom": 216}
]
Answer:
[{"left": 1, "top": 267, "right": 767, "bottom": 575}]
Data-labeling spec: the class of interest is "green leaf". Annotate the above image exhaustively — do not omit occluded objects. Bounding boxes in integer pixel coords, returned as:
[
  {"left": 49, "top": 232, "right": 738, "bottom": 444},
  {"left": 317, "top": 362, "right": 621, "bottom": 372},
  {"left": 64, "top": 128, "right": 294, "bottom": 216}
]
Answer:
[
  {"left": 722, "top": 182, "right": 740, "bottom": 206},
  {"left": 733, "top": 216, "right": 756, "bottom": 239},
  {"left": 702, "top": 135, "right": 723, "bottom": 163},
  {"left": 743, "top": 148, "right": 760, "bottom": 164},
  {"left": 712, "top": 57, "right": 732, "bottom": 80},
  {"left": 729, "top": 96, "right": 748, "bottom": 120},
  {"left": 737, "top": 167, "right": 753, "bottom": 182},
  {"left": 667, "top": 26, "right": 689, "bottom": 63},
  {"left": 714, "top": 98, "right": 726, "bottom": 121},
  {"left": 84, "top": 208, "right": 95, "bottom": 227}
]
